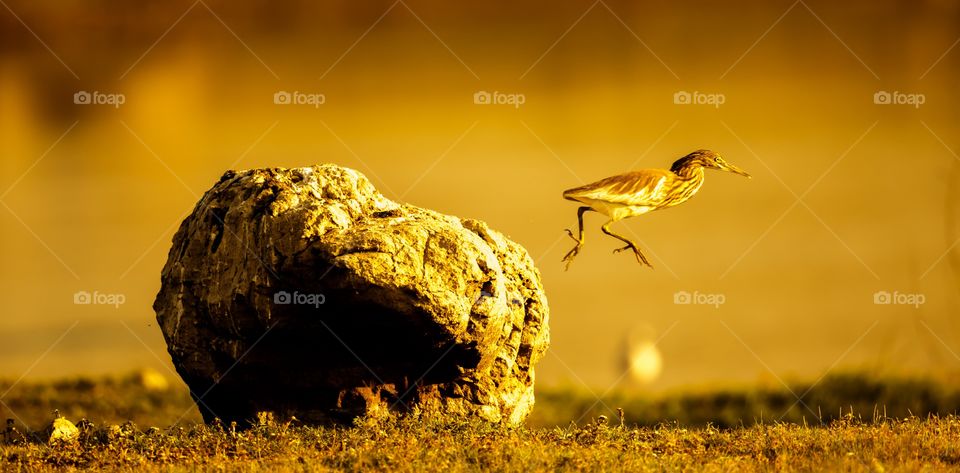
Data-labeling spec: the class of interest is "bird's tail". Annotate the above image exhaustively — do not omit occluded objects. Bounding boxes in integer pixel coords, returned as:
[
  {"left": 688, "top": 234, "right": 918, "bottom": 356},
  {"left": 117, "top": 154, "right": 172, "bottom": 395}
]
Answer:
[{"left": 562, "top": 187, "right": 587, "bottom": 202}]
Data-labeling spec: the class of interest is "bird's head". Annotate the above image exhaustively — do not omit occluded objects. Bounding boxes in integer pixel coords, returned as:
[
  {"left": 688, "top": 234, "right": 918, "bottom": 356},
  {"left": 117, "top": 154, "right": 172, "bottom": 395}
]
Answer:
[{"left": 672, "top": 149, "right": 751, "bottom": 178}]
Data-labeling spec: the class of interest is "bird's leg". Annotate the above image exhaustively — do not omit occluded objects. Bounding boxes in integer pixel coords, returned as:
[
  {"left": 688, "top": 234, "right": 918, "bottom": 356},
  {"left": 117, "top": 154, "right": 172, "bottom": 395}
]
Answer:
[
  {"left": 562, "top": 206, "right": 592, "bottom": 270},
  {"left": 601, "top": 220, "right": 653, "bottom": 268},
  {"left": 564, "top": 206, "right": 591, "bottom": 244}
]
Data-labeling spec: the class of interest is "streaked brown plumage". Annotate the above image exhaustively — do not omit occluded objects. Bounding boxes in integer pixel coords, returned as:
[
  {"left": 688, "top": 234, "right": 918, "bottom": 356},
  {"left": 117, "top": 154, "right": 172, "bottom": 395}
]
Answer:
[{"left": 561, "top": 149, "right": 751, "bottom": 269}]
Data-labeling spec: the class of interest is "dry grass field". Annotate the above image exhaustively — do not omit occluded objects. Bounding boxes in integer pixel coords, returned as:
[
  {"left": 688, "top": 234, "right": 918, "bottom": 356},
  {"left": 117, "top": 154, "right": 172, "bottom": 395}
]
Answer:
[{"left": 2, "top": 372, "right": 959, "bottom": 471}]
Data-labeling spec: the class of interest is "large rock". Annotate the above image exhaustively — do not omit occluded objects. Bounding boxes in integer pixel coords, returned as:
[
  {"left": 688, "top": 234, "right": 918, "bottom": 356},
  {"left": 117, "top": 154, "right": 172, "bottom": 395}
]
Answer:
[{"left": 153, "top": 164, "right": 549, "bottom": 426}]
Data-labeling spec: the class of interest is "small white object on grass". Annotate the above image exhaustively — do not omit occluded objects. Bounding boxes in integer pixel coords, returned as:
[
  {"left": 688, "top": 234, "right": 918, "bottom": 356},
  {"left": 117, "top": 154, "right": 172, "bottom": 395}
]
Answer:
[{"left": 47, "top": 410, "right": 79, "bottom": 444}]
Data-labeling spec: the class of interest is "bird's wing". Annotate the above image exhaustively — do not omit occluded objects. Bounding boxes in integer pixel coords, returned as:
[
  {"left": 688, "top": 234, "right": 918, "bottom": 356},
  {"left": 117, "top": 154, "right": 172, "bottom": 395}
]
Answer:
[{"left": 563, "top": 170, "right": 675, "bottom": 207}]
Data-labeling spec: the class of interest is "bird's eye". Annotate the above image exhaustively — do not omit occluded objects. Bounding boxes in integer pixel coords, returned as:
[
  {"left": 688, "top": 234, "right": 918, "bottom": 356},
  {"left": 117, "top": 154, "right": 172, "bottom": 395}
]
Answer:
[{"left": 715, "top": 157, "right": 722, "bottom": 163}]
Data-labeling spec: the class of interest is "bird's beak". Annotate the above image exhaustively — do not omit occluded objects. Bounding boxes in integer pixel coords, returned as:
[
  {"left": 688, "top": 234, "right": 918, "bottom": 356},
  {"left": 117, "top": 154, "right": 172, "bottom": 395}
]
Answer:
[{"left": 721, "top": 161, "right": 751, "bottom": 178}]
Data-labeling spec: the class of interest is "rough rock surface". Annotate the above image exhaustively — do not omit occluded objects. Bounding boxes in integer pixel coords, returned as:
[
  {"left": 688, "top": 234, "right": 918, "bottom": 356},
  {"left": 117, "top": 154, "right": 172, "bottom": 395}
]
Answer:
[{"left": 153, "top": 164, "right": 549, "bottom": 426}]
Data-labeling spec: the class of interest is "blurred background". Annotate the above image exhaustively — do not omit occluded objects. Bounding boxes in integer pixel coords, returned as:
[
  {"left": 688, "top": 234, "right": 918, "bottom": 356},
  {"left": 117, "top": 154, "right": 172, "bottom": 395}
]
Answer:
[{"left": 1, "top": 0, "right": 958, "bottom": 402}]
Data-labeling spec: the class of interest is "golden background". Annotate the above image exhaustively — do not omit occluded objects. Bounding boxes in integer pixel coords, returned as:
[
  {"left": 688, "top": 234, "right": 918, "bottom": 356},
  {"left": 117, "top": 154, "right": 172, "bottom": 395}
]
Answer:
[{"left": 1, "top": 0, "right": 958, "bottom": 392}]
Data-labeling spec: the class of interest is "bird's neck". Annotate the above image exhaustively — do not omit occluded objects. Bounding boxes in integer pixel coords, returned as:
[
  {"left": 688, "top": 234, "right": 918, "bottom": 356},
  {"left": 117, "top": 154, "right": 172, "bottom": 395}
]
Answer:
[{"left": 672, "top": 163, "right": 705, "bottom": 181}]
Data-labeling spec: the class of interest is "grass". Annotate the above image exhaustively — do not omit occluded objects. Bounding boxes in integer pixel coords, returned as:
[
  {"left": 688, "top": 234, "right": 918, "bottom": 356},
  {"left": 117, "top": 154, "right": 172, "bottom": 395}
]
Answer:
[
  {"left": 5, "top": 413, "right": 960, "bottom": 471},
  {"left": 532, "top": 372, "right": 960, "bottom": 428},
  {"left": 2, "top": 372, "right": 960, "bottom": 471}
]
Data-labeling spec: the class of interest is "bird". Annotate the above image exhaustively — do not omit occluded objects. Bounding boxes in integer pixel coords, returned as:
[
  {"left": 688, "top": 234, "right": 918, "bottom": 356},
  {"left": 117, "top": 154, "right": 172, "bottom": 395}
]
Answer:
[{"left": 561, "top": 149, "right": 750, "bottom": 269}]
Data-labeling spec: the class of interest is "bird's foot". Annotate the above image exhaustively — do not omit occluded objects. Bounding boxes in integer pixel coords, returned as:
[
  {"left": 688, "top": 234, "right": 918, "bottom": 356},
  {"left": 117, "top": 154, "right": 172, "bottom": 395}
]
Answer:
[
  {"left": 613, "top": 244, "right": 653, "bottom": 269},
  {"left": 562, "top": 229, "right": 584, "bottom": 271},
  {"left": 564, "top": 228, "right": 581, "bottom": 244},
  {"left": 561, "top": 243, "right": 582, "bottom": 271}
]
